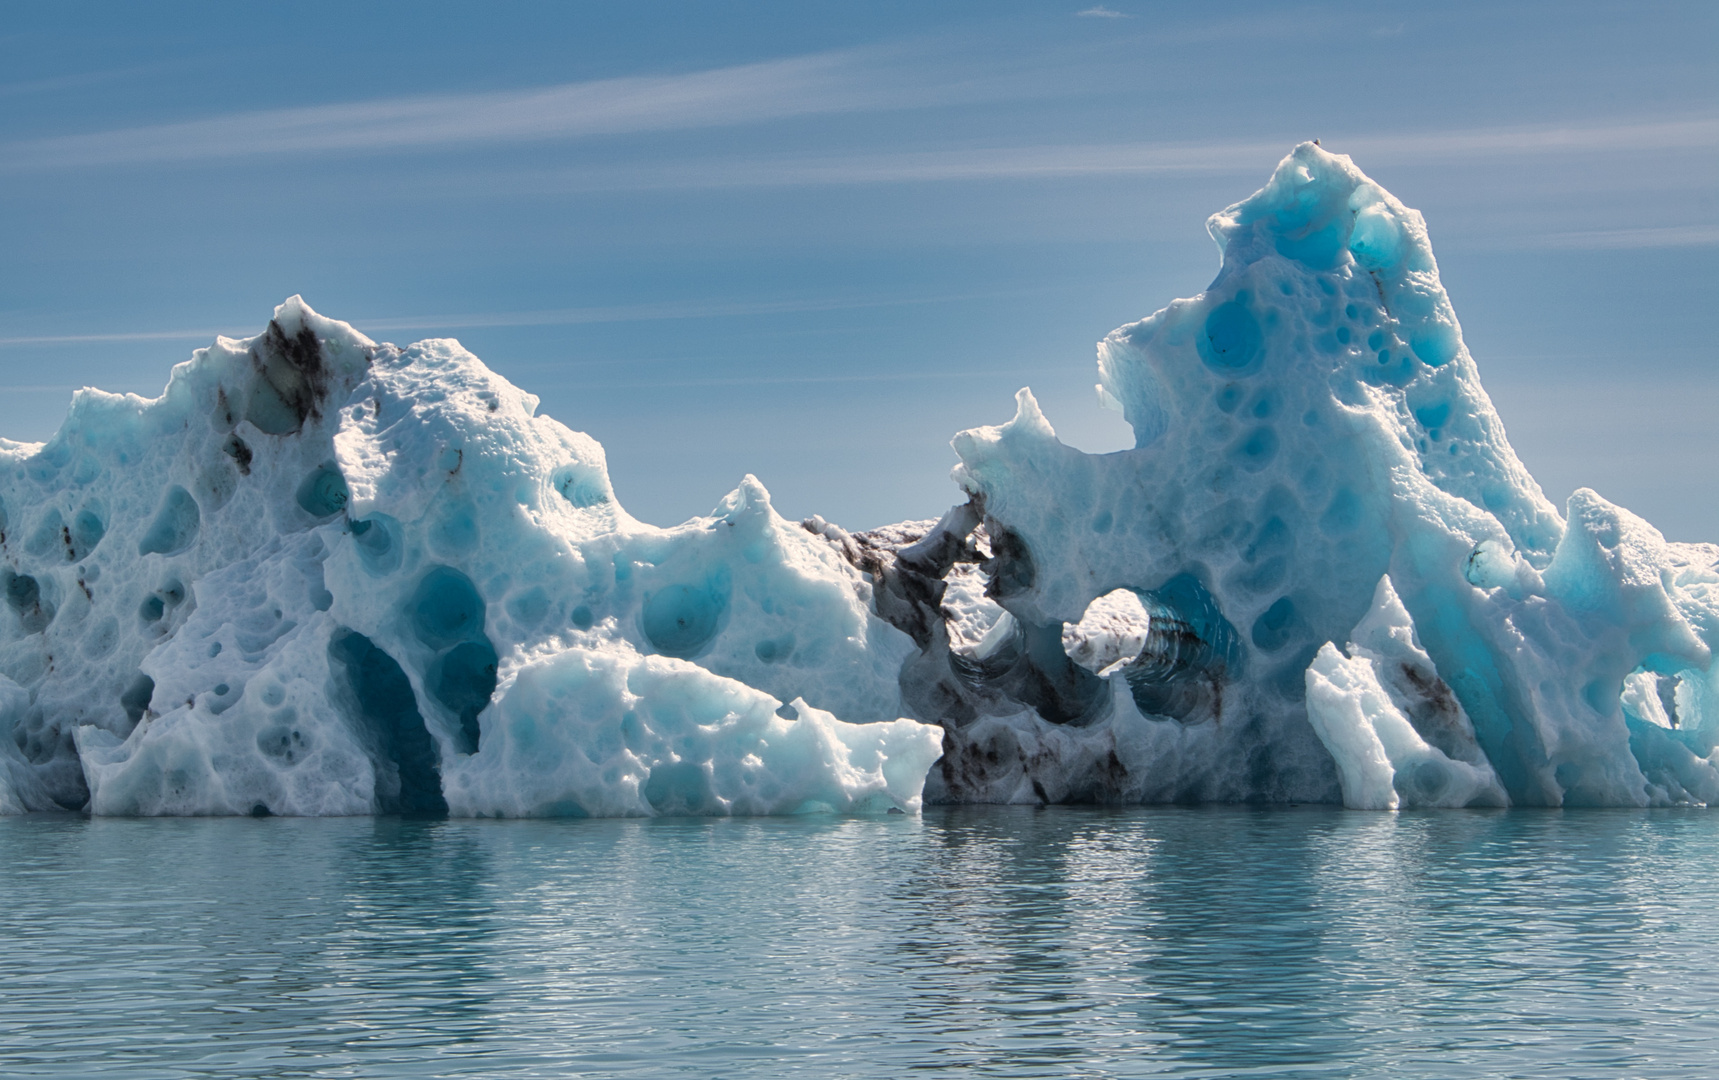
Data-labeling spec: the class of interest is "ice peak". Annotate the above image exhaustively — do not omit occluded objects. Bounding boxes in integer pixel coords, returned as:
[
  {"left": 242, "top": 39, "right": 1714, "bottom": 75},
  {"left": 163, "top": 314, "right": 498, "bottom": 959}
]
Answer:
[{"left": 269, "top": 294, "right": 376, "bottom": 352}]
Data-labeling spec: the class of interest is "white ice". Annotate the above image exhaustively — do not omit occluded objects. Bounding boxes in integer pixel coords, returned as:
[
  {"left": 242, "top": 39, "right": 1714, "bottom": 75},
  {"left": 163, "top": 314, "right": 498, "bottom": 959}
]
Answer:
[
  {"left": 5, "top": 141, "right": 1716, "bottom": 815},
  {"left": 1304, "top": 576, "right": 1507, "bottom": 810},
  {"left": 925, "top": 142, "right": 1719, "bottom": 807},
  {"left": 4, "top": 302, "right": 940, "bottom": 816}
]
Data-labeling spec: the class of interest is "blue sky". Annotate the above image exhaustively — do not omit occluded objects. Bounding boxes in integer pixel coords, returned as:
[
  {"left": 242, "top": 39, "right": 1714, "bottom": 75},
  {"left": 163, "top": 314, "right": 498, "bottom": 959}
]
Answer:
[{"left": 2, "top": 1, "right": 1714, "bottom": 536}]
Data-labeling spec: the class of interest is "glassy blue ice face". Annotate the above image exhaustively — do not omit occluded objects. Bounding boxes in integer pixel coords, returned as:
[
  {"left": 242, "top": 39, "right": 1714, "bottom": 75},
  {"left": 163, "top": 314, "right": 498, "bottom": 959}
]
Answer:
[{"left": 0, "top": 1, "right": 1714, "bottom": 535}]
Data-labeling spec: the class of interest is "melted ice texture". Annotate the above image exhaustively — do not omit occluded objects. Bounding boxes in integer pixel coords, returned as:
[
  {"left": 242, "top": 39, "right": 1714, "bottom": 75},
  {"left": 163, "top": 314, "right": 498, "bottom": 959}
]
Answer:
[
  {"left": 944, "top": 143, "right": 1719, "bottom": 809},
  {"left": 0, "top": 310, "right": 937, "bottom": 816},
  {"left": 1, "top": 142, "right": 1715, "bottom": 815}
]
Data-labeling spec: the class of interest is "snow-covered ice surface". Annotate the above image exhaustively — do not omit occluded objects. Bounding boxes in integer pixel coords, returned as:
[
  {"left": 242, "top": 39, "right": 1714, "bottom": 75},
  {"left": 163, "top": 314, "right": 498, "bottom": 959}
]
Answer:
[{"left": 3, "top": 142, "right": 1716, "bottom": 815}]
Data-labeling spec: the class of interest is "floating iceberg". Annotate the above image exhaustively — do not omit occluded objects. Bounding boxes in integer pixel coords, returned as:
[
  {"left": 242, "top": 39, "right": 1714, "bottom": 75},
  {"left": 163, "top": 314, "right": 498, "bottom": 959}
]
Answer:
[
  {"left": 0, "top": 303, "right": 939, "bottom": 816},
  {"left": 2, "top": 142, "right": 1714, "bottom": 815},
  {"left": 862, "top": 142, "right": 1719, "bottom": 809}
]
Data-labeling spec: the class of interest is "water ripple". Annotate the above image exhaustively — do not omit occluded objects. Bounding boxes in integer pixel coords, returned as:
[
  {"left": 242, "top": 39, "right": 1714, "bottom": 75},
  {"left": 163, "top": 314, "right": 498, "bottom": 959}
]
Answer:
[{"left": 2, "top": 807, "right": 1716, "bottom": 1078}]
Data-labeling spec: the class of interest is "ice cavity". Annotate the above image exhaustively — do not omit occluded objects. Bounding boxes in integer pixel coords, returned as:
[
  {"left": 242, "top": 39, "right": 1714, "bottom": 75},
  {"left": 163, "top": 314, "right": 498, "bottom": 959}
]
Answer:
[
  {"left": 1062, "top": 589, "right": 1152, "bottom": 676},
  {"left": 839, "top": 142, "right": 1719, "bottom": 808},
  {"left": 4, "top": 297, "right": 939, "bottom": 816}
]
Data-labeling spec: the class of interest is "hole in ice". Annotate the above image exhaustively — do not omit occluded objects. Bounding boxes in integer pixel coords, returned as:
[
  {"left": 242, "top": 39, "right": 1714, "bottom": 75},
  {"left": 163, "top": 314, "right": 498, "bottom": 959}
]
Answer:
[
  {"left": 1410, "top": 324, "right": 1458, "bottom": 368},
  {"left": 1233, "top": 427, "right": 1278, "bottom": 470},
  {"left": 57, "top": 505, "right": 105, "bottom": 560},
  {"left": 26, "top": 511, "right": 64, "bottom": 558},
  {"left": 430, "top": 507, "right": 479, "bottom": 556},
  {"left": 1063, "top": 588, "right": 1151, "bottom": 675},
  {"left": 1199, "top": 301, "right": 1264, "bottom": 373},
  {"left": 1215, "top": 384, "right": 1243, "bottom": 413},
  {"left": 506, "top": 586, "right": 550, "bottom": 629},
  {"left": 329, "top": 629, "right": 448, "bottom": 816},
  {"left": 644, "top": 760, "right": 710, "bottom": 815},
  {"left": 295, "top": 464, "right": 349, "bottom": 518},
  {"left": 5, "top": 571, "right": 40, "bottom": 614},
  {"left": 139, "top": 595, "right": 165, "bottom": 623},
  {"left": 70, "top": 507, "right": 105, "bottom": 561},
  {"left": 257, "top": 723, "right": 310, "bottom": 765},
  {"left": 249, "top": 804, "right": 272, "bottom": 818},
  {"left": 1413, "top": 402, "right": 1451, "bottom": 430},
  {"left": 571, "top": 605, "right": 594, "bottom": 630},
  {"left": 138, "top": 486, "right": 200, "bottom": 556},
  {"left": 1249, "top": 596, "right": 1300, "bottom": 651},
  {"left": 1123, "top": 573, "right": 1245, "bottom": 723},
  {"left": 410, "top": 567, "right": 487, "bottom": 650},
  {"left": 427, "top": 640, "right": 497, "bottom": 754},
  {"left": 951, "top": 615, "right": 1108, "bottom": 726},
  {"left": 350, "top": 514, "right": 402, "bottom": 575},
  {"left": 754, "top": 635, "right": 794, "bottom": 663},
  {"left": 552, "top": 464, "right": 609, "bottom": 508},
  {"left": 1366, "top": 352, "right": 1417, "bottom": 388},
  {"left": 775, "top": 702, "right": 799, "bottom": 720},
  {"left": 642, "top": 584, "right": 724, "bottom": 658},
  {"left": 120, "top": 673, "right": 155, "bottom": 728}
]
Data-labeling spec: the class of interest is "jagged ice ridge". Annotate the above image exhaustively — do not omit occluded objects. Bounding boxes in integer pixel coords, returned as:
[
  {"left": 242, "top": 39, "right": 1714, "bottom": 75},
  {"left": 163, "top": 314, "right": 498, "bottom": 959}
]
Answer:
[{"left": 1, "top": 143, "right": 1714, "bottom": 815}]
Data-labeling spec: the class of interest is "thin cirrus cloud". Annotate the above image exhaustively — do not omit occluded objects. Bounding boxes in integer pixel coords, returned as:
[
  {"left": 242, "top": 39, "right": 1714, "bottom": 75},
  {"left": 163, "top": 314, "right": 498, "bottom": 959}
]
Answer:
[
  {"left": 0, "top": 46, "right": 1023, "bottom": 172},
  {"left": 0, "top": 289, "right": 1019, "bottom": 349},
  {"left": 426, "top": 116, "right": 1719, "bottom": 194}
]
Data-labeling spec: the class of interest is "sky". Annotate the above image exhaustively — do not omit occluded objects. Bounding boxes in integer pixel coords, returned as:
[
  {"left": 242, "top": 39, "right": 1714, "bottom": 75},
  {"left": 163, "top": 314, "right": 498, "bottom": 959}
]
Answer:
[{"left": 1, "top": 1, "right": 1714, "bottom": 537}]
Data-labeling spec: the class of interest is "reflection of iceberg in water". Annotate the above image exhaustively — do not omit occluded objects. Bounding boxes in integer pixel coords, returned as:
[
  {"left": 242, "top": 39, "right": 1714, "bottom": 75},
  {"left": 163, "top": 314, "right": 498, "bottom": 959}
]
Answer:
[{"left": 1, "top": 142, "right": 1715, "bottom": 815}]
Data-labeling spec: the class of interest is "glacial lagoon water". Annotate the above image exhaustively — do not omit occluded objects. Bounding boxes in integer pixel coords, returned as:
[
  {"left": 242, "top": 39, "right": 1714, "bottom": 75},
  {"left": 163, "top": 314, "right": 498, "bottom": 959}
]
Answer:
[{"left": 3, "top": 807, "right": 1718, "bottom": 1078}]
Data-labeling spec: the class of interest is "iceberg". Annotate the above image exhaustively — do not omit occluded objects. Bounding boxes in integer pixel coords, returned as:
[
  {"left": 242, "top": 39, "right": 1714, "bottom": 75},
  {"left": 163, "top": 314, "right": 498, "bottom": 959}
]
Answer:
[
  {"left": 0, "top": 303, "right": 940, "bottom": 816},
  {"left": 2, "top": 141, "right": 1714, "bottom": 815},
  {"left": 855, "top": 142, "right": 1719, "bottom": 809}
]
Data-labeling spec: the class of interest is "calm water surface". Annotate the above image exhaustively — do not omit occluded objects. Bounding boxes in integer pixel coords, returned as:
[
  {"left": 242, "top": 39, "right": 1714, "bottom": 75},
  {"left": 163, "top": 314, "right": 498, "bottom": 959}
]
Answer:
[{"left": 2, "top": 806, "right": 1717, "bottom": 1078}]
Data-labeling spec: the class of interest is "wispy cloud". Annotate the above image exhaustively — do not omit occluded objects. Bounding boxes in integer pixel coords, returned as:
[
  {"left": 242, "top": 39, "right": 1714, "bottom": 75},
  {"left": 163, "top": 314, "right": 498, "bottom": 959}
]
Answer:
[
  {"left": 0, "top": 328, "right": 252, "bottom": 347},
  {"left": 1077, "top": 6, "right": 1129, "bottom": 17},
  {"left": 0, "top": 289, "right": 1021, "bottom": 349},
  {"left": 425, "top": 115, "right": 1719, "bottom": 195},
  {"left": 1340, "top": 117, "right": 1719, "bottom": 159},
  {"left": 0, "top": 47, "right": 1017, "bottom": 171}
]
